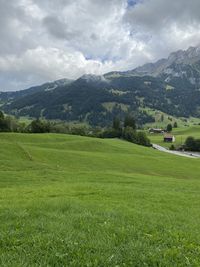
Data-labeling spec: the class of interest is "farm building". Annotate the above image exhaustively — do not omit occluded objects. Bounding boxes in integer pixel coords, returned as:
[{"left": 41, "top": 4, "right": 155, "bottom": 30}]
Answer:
[
  {"left": 149, "top": 128, "right": 165, "bottom": 134},
  {"left": 164, "top": 134, "right": 175, "bottom": 143}
]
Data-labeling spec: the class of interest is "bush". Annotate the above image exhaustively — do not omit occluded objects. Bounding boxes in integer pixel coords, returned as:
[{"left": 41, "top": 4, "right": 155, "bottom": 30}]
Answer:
[
  {"left": 169, "top": 144, "right": 175, "bottom": 150},
  {"left": 173, "top": 122, "right": 178, "bottom": 128},
  {"left": 136, "top": 131, "right": 151, "bottom": 147},
  {"left": 122, "top": 127, "right": 151, "bottom": 147},
  {"left": 185, "top": 136, "right": 196, "bottom": 151},
  {"left": 124, "top": 115, "right": 136, "bottom": 130},
  {"left": 184, "top": 136, "right": 200, "bottom": 151},
  {"left": 113, "top": 117, "right": 121, "bottom": 131},
  {"left": 0, "top": 111, "right": 23, "bottom": 132},
  {"left": 100, "top": 128, "right": 121, "bottom": 138},
  {"left": 122, "top": 127, "right": 136, "bottom": 142},
  {"left": 28, "top": 119, "right": 51, "bottom": 133},
  {"left": 70, "top": 126, "right": 88, "bottom": 136},
  {"left": 166, "top": 124, "right": 172, "bottom": 132}
]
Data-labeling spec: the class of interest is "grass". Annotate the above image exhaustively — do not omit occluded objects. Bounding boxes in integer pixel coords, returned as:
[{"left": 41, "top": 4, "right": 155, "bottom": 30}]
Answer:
[
  {"left": 102, "top": 102, "right": 130, "bottom": 112},
  {"left": 148, "top": 125, "right": 200, "bottom": 148},
  {"left": 18, "top": 116, "right": 33, "bottom": 125},
  {"left": 143, "top": 107, "right": 200, "bottom": 129},
  {"left": 1, "top": 133, "right": 200, "bottom": 266}
]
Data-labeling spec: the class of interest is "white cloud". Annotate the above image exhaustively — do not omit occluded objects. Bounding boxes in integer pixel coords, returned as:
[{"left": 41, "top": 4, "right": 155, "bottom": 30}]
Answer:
[{"left": 1, "top": 0, "right": 200, "bottom": 91}]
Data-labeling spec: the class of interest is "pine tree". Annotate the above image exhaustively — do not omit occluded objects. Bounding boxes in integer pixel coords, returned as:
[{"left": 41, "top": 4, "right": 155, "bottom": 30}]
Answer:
[
  {"left": 166, "top": 123, "right": 172, "bottom": 132},
  {"left": 124, "top": 115, "right": 136, "bottom": 130},
  {"left": 113, "top": 117, "right": 120, "bottom": 131},
  {"left": 173, "top": 122, "right": 178, "bottom": 128}
]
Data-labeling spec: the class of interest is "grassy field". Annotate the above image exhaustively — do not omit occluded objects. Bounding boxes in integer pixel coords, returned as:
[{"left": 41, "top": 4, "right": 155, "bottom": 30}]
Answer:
[
  {"left": 1, "top": 133, "right": 200, "bottom": 266},
  {"left": 143, "top": 107, "right": 200, "bottom": 129},
  {"left": 148, "top": 125, "right": 200, "bottom": 148}
]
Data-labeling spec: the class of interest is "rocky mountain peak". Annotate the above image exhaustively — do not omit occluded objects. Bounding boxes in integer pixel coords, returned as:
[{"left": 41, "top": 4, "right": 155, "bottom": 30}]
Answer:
[{"left": 129, "top": 45, "right": 200, "bottom": 78}]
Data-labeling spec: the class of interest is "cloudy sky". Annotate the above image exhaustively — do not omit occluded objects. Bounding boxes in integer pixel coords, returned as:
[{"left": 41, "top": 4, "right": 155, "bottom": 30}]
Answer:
[{"left": 1, "top": 0, "right": 200, "bottom": 91}]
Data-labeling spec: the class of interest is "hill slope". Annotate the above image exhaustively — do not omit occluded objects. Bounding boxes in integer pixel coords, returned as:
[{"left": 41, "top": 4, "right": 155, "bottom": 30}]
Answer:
[
  {"left": 0, "top": 78, "right": 72, "bottom": 106},
  {"left": 1, "top": 133, "right": 200, "bottom": 265},
  {"left": 2, "top": 46, "right": 200, "bottom": 125}
]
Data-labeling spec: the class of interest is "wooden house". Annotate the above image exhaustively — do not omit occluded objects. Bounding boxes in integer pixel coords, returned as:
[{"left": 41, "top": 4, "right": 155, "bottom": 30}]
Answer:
[{"left": 164, "top": 134, "right": 175, "bottom": 143}]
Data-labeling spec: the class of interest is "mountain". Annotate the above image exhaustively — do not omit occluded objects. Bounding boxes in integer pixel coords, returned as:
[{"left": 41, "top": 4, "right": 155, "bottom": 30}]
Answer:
[
  {"left": 0, "top": 79, "right": 73, "bottom": 104},
  {"left": 1, "top": 46, "right": 200, "bottom": 126},
  {"left": 106, "top": 46, "right": 200, "bottom": 78}
]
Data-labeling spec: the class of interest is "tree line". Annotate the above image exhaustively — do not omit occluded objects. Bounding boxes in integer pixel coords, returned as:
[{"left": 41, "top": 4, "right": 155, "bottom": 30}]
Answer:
[
  {"left": 100, "top": 115, "right": 151, "bottom": 147},
  {"left": 0, "top": 111, "right": 25, "bottom": 132},
  {"left": 0, "top": 111, "right": 151, "bottom": 147}
]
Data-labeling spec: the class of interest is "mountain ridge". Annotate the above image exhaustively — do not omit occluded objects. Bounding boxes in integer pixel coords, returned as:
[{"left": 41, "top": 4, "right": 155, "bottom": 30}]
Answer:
[{"left": 1, "top": 45, "right": 200, "bottom": 126}]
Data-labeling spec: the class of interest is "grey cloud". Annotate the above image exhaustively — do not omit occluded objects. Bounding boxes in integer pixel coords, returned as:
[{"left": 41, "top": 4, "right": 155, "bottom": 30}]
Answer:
[
  {"left": 33, "top": 0, "right": 74, "bottom": 11},
  {"left": 43, "top": 16, "right": 78, "bottom": 40},
  {"left": 123, "top": 0, "right": 200, "bottom": 62},
  {"left": 125, "top": 0, "right": 200, "bottom": 32},
  {"left": 90, "top": 33, "right": 98, "bottom": 41},
  {"left": 0, "top": 0, "right": 25, "bottom": 55},
  {"left": 0, "top": 0, "right": 43, "bottom": 57},
  {"left": 1, "top": 0, "right": 200, "bottom": 91}
]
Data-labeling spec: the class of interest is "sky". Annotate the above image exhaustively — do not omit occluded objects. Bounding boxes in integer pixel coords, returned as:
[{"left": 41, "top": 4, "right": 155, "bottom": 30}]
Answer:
[{"left": 1, "top": 0, "right": 200, "bottom": 91}]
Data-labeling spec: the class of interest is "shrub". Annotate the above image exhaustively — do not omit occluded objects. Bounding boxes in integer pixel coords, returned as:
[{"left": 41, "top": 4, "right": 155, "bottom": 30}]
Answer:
[
  {"left": 169, "top": 144, "right": 175, "bottom": 150},
  {"left": 184, "top": 136, "right": 200, "bottom": 151},
  {"left": 173, "top": 122, "right": 178, "bottom": 128},
  {"left": 122, "top": 127, "right": 137, "bottom": 143},
  {"left": 124, "top": 115, "right": 136, "bottom": 130},
  {"left": 28, "top": 119, "right": 51, "bottom": 133},
  {"left": 100, "top": 128, "right": 121, "bottom": 138},
  {"left": 136, "top": 131, "right": 151, "bottom": 147},
  {"left": 166, "top": 124, "right": 172, "bottom": 132}
]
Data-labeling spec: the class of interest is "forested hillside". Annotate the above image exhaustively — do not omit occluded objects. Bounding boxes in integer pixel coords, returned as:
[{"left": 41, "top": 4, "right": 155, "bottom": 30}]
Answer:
[{"left": 1, "top": 46, "right": 200, "bottom": 126}]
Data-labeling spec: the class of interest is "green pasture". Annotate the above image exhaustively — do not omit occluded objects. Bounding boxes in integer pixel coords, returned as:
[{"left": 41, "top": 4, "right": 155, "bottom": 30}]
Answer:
[
  {"left": 143, "top": 107, "right": 200, "bottom": 129},
  {"left": 1, "top": 133, "right": 200, "bottom": 266},
  {"left": 148, "top": 125, "right": 200, "bottom": 148}
]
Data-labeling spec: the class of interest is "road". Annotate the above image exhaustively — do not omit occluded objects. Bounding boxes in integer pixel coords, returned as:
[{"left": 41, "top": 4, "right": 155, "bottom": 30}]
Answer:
[{"left": 152, "top": 144, "right": 200, "bottom": 158}]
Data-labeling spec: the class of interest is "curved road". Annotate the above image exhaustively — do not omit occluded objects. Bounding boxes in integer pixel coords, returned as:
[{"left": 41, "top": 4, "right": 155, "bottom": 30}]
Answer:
[{"left": 152, "top": 144, "right": 200, "bottom": 158}]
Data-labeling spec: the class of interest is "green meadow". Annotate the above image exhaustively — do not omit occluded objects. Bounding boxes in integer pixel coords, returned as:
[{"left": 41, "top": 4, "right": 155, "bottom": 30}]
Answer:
[
  {"left": 1, "top": 133, "right": 200, "bottom": 266},
  {"left": 148, "top": 125, "right": 200, "bottom": 148}
]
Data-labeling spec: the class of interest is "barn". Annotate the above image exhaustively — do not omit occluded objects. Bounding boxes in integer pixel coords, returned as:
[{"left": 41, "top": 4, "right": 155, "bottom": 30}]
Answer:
[{"left": 164, "top": 134, "right": 175, "bottom": 143}]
